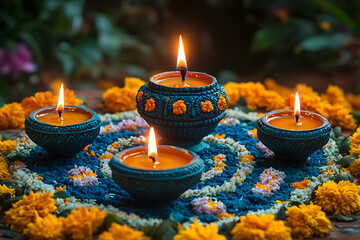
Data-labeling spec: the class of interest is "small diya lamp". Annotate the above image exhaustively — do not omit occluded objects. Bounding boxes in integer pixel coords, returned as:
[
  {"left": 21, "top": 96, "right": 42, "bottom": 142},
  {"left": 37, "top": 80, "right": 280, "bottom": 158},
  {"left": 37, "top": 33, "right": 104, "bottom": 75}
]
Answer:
[
  {"left": 25, "top": 84, "right": 101, "bottom": 158},
  {"left": 257, "top": 93, "right": 332, "bottom": 162},
  {"left": 110, "top": 127, "right": 204, "bottom": 202},
  {"left": 136, "top": 35, "right": 228, "bottom": 151}
]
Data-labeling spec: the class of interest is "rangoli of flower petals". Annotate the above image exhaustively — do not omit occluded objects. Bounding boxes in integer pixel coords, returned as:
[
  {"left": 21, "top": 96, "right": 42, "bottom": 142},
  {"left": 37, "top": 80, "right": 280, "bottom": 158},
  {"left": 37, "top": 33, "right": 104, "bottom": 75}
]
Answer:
[
  {"left": 251, "top": 168, "right": 286, "bottom": 197},
  {"left": 4, "top": 108, "right": 345, "bottom": 230},
  {"left": 191, "top": 196, "right": 226, "bottom": 215},
  {"left": 200, "top": 154, "right": 227, "bottom": 181},
  {"left": 67, "top": 166, "right": 98, "bottom": 187}
]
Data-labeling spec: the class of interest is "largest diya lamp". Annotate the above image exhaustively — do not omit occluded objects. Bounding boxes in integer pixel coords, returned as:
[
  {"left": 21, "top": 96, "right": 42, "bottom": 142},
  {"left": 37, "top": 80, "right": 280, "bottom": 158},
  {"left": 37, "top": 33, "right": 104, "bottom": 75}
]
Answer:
[
  {"left": 136, "top": 36, "right": 228, "bottom": 151},
  {"left": 257, "top": 93, "right": 332, "bottom": 163},
  {"left": 25, "top": 84, "right": 101, "bottom": 158}
]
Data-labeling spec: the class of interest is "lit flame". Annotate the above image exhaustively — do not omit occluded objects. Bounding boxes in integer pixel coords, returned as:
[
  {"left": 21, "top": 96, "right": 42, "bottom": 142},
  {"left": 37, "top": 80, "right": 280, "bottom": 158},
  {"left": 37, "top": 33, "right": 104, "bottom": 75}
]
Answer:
[
  {"left": 56, "top": 84, "right": 65, "bottom": 118},
  {"left": 294, "top": 92, "right": 300, "bottom": 118},
  {"left": 177, "top": 35, "right": 187, "bottom": 69},
  {"left": 148, "top": 127, "right": 158, "bottom": 163}
]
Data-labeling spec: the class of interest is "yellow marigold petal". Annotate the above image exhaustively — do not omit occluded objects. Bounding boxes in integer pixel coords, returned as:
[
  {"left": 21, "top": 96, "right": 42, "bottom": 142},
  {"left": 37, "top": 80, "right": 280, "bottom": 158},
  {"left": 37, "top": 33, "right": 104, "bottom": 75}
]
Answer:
[
  {"left": 201, "top": 101, "right": 213, "bottom": 113},
  {"left": 102, "top": 86, "right": 137, "bottom": 113},
  {"left": 348, "top": 158, "right": 360, "bottom": 177},
  {"left": 0, "top": 184, "right": 15, "bottom": 197},
  {"left": 3, "top": 191, "right": 56, "bottom": 232},
  {"left": 286, "top": 202, "right": 331, "bottom": 238},
  {"left": 124, "top": 77, "right": 146, "bottom": 89},
  {"left": 173, "top": 100, "right": 187, "bottom": 115},
  {"left": 0, "top": 156, "right": 12, "bottom": 180},
  {"left": 232, "top": 213, "right": 291, "bottom": 240},
  {"left": 99, "top": 223, "right": 149, "bottom": 240},
  {"left": 291, "top": 179, "right": 311, "bottom": 190},
  {"left": 145, "top": 99, "right": 156, "bottom": 112},
  {"left": 0, "top": 102, "right": 25, "bottom": 130},
  {"left": 24, "top": 215, "right": 65, "bottom": 240},
  {"left": 315, "top": 180, "right": 360, "bottom": 215},
  {"left": 62, "top": 206, "right": 106, "bottom": 240},
  {"left": 174, "top": 222, "right": 226, "bottom": 240},
  {"left": 217, "top": 95, "right": 227, "bottom": 110}
]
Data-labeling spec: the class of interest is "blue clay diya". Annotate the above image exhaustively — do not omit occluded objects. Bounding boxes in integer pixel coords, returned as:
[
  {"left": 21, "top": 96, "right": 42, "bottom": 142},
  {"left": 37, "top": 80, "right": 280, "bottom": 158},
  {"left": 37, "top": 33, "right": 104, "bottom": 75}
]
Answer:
[
  {"left": 136, "top": 71, "right": 228, "bottom": 151},
  {"left": 109, "top": 145, "right": 204, "bottom": 202},
  {"left": 25, "top": 105, "right": 101, "bottom": 158},
  {"left": 257, "top": 110, "right": 332, "bottom": 163}
]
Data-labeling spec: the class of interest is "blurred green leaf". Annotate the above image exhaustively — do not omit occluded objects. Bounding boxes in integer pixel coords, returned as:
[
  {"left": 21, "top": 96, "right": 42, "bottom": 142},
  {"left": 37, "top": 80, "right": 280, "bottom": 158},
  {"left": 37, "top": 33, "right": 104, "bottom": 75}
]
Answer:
[
  {"left": 352, "top": 113, "right": 360, "bottom": 123},
  {"left": 312, "top": 0, "right": 356, "bottom": 30},
  {"left": 299, "top": 33, "right": 350, "bottom": 51},
  {"left": 55, "top": 51, "right": 75, "bottom": 75},
  {"left": 64, "top": 0, "right": 84, "bottom": 31},
  {"left": 93, "top": 13, "right": 123, "bottom": 58},
  {"left": 251, "top": 26, "right": 291, "bottom": 52},
  {"left": 72, "top": 40, "right": 102, "bottom": 67}
]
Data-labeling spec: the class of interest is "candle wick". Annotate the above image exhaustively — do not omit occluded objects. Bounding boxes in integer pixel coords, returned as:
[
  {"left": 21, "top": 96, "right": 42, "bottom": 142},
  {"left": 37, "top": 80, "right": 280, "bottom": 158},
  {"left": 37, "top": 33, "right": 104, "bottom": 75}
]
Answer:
[
  {"left": 148, "top": 156, "right": 156, "bottom": 163},
  {"left": 58, "top": 112, "right": 62, "bottom": 118},
  {"left": 295, "top": 114, "right": 299, "bottom": 122},
  {"left": 178, "top": 67, "right": 187, "bottom": 81}
]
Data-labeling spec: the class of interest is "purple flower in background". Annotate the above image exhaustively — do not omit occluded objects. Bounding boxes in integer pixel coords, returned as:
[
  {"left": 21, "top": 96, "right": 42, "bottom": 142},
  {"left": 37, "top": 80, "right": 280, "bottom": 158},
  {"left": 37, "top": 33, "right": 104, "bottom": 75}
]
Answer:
[{"left": 0, "top": 43, "right": 36, "bottom": 79}]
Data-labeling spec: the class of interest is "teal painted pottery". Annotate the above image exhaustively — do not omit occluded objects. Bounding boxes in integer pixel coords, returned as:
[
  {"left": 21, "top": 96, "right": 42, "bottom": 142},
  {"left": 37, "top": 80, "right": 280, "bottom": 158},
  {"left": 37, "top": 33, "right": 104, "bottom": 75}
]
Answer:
[
  {"left": 257, "top": 110, "right": 332, "bottom": 163},
  {"left": 25, "top": 105, "right": 101, "bottom": 158},
  {"left": 110, "top": 145, "right": 204, "bottom": 202},
  {"left": 136, "top": 71, "right": 228, "bottom": 150}
]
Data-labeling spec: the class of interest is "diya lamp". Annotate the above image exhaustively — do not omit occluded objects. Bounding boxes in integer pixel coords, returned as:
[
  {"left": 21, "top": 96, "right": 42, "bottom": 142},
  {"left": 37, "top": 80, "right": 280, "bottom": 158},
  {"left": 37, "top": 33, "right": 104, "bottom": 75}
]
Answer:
[
  {"left": 109, "top": 127, "right": 204, "bottom": 202},
  {"left": 257, "top": 93, "right": 332, "bottom": 163},
  {"left": 25, "top": 84, "right": 101, "bottom": 158},
  {"left": 136, "top": 35, "right": 229, "bottom": 151}
]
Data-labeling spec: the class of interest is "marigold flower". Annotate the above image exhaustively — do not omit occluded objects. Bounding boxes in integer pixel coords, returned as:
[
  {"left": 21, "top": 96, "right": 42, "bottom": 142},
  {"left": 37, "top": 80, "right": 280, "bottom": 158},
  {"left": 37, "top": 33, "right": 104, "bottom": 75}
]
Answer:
[
  {"left": 0, "top": 102, "right": 25, "bottom": 130},
  {"left": 21, "top": 91, "right": 54, "bottom": 115},
  {"left": 124, "top": 77, "right": 146, "bottom": 89},
  {"left": 173, "top": 100, "right": 187, "bottom": 115},
  {"left": 24, "top": 215, "right": 64, "bottom": 240},
  {"left": 62, "top": 206, "right": 106, "bottom": 240},
  {"left": 3, "top": 191, "right": 57, "bottom": 232},
  {"left": 137, "top": 91, "right": 143, "bottom": 102},
  {"left": 315, "top": 180, "right": 360, "bottom": 215},
  {"left": 348, "top": 158, "right": 360, "bottom": 177},
  {"left": 322, "top": 103, "right": 357, "bottom": 130},
  {"left": 264, "top": 78, "right": 292, "bottom": 97},
  {"left": 347, "top": 93, "right": 360, "bottom": 110},
  {"left": 323, "top": 85, "right": 352, "bottom": 110},
  {"left": 217, "top": 95, "right": 227, "bottom": 110},
  {"left": 21, "top": 90, "right": 82, "bottom": 117},
  {"left": 99, "top": 223, "right": 149, "bottom": 240},
  {"left": 145, "top": 99, "right": 156, "bottom": 112},
  {"left": 286, "top": 202, "right": 331, "bottom": 238},
  {"left": 350, "top": 127, "right": 360, "bottom": 156},
  {"left": 290, "top": 178, "right": 311, "bottom": 190},
  {"left": 0, "top": 184, "right": 15, "bottom": 197},
  {"left": 0, "top": 139, "right": 17, "bottom": 156},
  {"left": 201, "top": 101, "right": 213, "bottom": 113},
  {"left": 0, "top": 156, "right": 12, "bottom": 180},
  {"left": 231, "top": 213, "right": 291, "bottom": 240},
  {"left": 224, "top": 87, "right": 240, "bottom": 107},
  {"left": 62, "top": 89, "right": 83, "bottom": 106},
  {"left": 102, "top": 86, "right": 137, "bottom": 112},
  {"left": 174, "top": 222, "right": 226, "bottom": 240}
]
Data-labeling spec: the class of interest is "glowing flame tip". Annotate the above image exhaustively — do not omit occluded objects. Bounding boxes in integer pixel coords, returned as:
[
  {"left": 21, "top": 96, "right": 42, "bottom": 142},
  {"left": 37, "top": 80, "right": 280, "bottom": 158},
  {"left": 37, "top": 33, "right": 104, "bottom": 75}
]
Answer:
[{"left": 148, "top": 127, "right": 158, "bottom": 162}]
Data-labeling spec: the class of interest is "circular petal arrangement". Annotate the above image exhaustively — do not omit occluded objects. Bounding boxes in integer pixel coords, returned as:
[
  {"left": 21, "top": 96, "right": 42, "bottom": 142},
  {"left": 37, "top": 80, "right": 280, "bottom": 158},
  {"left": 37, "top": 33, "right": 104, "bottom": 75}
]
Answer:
[{"left": 1, "top": 108, "right": 346, "bottom": 235}]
